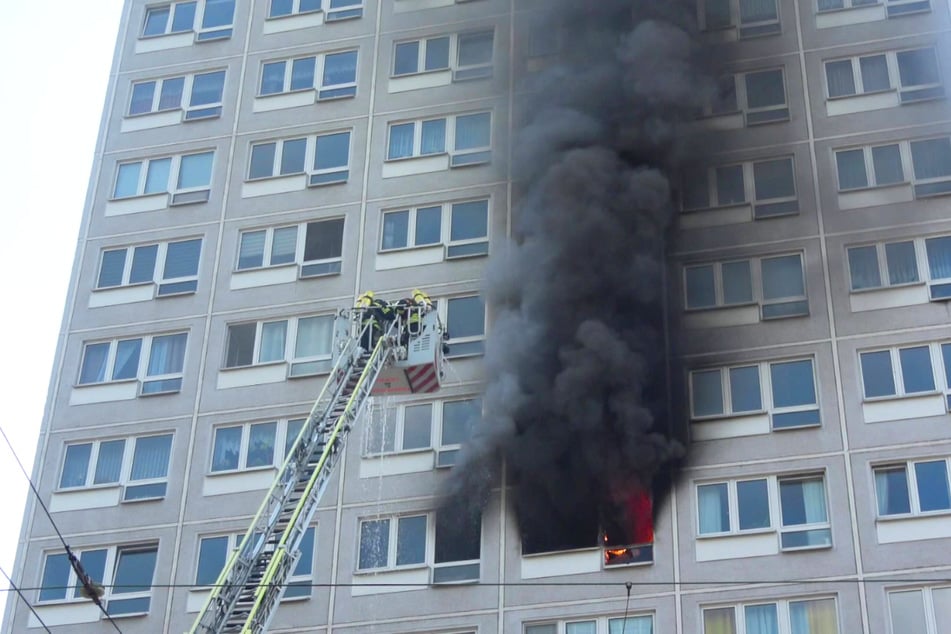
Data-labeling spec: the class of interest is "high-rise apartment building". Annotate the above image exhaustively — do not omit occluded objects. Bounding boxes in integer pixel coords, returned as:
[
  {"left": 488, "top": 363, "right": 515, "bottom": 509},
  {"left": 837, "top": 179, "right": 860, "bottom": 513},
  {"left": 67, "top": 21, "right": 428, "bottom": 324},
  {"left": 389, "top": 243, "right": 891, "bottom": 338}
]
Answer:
[{"left": 5, "top": 0, "right": 951, "bottom": 632}]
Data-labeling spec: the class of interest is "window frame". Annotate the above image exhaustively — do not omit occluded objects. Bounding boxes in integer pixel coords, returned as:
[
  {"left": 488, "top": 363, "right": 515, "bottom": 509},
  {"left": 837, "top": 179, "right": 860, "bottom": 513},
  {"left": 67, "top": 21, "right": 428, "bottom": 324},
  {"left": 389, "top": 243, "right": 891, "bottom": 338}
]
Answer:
[
  {"left": 246, "top": 130, "right": 352, "bottom": 187},
  {"left": 95, "top": 238, "right": 202, "bottom": 296},
  {"left": 845, "top": 239, "right": 921, "bottom": 292},
  {"left": 77, "top": 333, "right": 188, "bottom": 395},
  {"left": 441, "top": 295, "right": 487, "bottom": 358},
  {"left": 127, "top": 70, "right": 226, "bottom": 120},
  {"left": 37, "top": 543, "right": 159, "bottom": 616},
  {"left": 682, "top": 155, "right": 799, "bottom": 219},
  {"left": 712, "top": 68, "right": 789, "bottom": 125},
  {"left": 697, "top": 0, "right": 782, "bottom": 38},
  {"left": 886, "top": 585, "right": 951, "bottom": 634},
  {"left": 266, "top": 0, "right": 364, "bottom": 21},
  {"left": 701, "top": 596, "right": 839, "bottom": 634},
  {"left": 834, "top": 136, "right": 951, "bottom": 198},
  {"left": 525, "top": 614, "right": 656, "bottom": 634},
  {"left": 683, "top": 252, "right": 809, "bottom": 319},
  {"left": 235, "top": 217, "right": 345, "bottom": 278},
  {"left": 209, "top": 417, "right": 305, "bottom": 473},
  {"left": 140, "top": 0, "right": 235, "bottom": 41},
  {"left": 222, "top": 314, "right": 336, "bottom": 376},
  {"left": 391, "top": 29, "right": 495, "bottom": 81},
  {"left": 385, "top": 112, "right": 493, "bottom": 166},
  {"left": 823, "top": 47, "right": 943, "bottom": 103},
  {"left": 858, "top": 342, "right": 949, "bottom": 400},
  {"left": 57, "top": 434, "right": 174, "bottom": 501},
  {"left": 873, "top": 458, "right": 951, "bottom": 518},
  {"left": 257, "top": 49, "right": 359, "bottom": 100},
  {"left": 379, "top": 198, "right": 490, "bottom": 259},
  {"left": 112, "top": 151, "right": 215, "bottom": 204},
  {"left": 689, "top": 357, "right": 821, "bottom": 430}
]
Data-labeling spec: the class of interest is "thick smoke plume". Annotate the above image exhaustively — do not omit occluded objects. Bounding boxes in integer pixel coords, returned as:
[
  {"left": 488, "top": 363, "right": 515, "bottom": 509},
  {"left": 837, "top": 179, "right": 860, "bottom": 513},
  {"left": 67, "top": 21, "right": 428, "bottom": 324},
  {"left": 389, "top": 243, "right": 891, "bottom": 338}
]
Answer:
[{"left": 442, "top": 1, "right": 711, "bottom": 550}]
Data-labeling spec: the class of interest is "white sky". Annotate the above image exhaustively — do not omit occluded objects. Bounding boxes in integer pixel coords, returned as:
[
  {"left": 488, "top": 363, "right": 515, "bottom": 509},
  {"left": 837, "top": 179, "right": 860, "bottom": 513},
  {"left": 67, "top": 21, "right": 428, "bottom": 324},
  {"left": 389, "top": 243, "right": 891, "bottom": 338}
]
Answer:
[{"left": 0, "top": 0, "right": 124, "bottom": 624}]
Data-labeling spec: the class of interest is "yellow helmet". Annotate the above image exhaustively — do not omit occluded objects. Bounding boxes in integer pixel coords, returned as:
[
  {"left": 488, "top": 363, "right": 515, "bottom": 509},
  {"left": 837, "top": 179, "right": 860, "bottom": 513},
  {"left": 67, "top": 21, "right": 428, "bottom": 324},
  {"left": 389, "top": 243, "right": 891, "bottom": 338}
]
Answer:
[
  {"left": 360, "top": 290, "right": 374, "bottom": 299},
  {"left": 412, "top": 288, "right": 425, "bottom": 299}
]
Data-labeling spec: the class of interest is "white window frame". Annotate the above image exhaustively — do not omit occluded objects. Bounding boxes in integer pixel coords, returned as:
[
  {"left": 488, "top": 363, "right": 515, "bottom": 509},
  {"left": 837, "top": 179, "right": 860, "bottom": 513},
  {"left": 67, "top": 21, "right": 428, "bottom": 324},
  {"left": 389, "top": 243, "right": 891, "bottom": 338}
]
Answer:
[
  {"left": 835, "top": 137, "right": 951, "bottom": 197},
  {"left": 385, "top": 112, "right": 493, "bottom": 166},
  {"left": 702, "top": 596, "right": 839, "bottom": 634},
  {"left": 140, "top": 0, "right": 235, "bottom": 42},
  {"left": 235, "top": 217, "right": 345, "bottom": 278},
  {"left": 379, "top": 198, "right": 490, "bottom": 259},
  {"left": 112, "top": 151, "right": 215, "bottom": 204},
  {"left": 682, "top": 156, "right": 798, "bottom": 218},
  {"left": 128, "top": 70, "right": 226, "bottom": 120},
  {"left": 697, "top": 0, "right": 782, "bottom": 38},
  {"left": 37, "top": 543, "right": 159, "bottom": 616},
  {"left": 247, "top": 130, "right": 352, "bottom": 187},
  {"left": 712, "top": 69, "right": 789, "bottom": 125},
  {"left": 683, "top": 252, "right": 808, "bottom": 319},
  {"left": 77, "top": 333, "right": 188, "bottom": 395},
  {"left": 845, "top": 238, "right": 923, "bottom": 292},
  {"left": 873, "top": 458, "right": 951, "bottom": 518},
  {"left": 209, "top": 417, "right": 305, "bottom": 473},
  {"left": 363, "top": 397, "right": 482, "bottom": 465},
  {"left": 857, "top": 342, "right": 949, "bottom": 400},
  {"left": 689, "top": 358, "right": 821, "bottom": 429},
  {"left": 257, "top": 49, "right": 358, "bottom": 100},
  {"left": 440, "top": 295, "right": 487, "bottom": 358},
  {"left": 391, "top": 30, "right": 494, "bottom": 81},
  {"left": 223, "top": 314, "right": 335, "bottom": 375},
  {"left": 57, "top": 434, "right": 174, "bottom": 502},
  {"left": 266, "top": 0, "right": 364, "bottom": 21},
  {"left": 95, "top": 238, "right": 202, "bottom": 296},
  {"left": 525, "top": 614, "right": 656, "bottom": 634},
  {"left": 886, "top": 585, "right": 951, "bottom": 634},
  {"left": 696, "top": 473, "right": 832, "bottom": 551},
  {"left": 824, "top": 47, "right": 943, "bottom": 102}
]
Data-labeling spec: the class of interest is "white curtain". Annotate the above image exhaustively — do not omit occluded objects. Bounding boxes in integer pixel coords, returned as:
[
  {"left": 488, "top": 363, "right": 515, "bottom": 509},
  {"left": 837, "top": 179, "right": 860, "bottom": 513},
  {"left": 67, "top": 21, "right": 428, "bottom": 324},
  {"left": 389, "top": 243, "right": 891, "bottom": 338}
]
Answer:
[
  {"left": 926, "top": 236, "right": 951, "bottom": 280},
  {"left": 744, "top": 604, "right": 779, "bottom": 634},
  {"left": 389, "top": 123, "right": 415, "bottom": 158},
  {"left": 847, "top": 246, "right": 880, "bottom": 290},
  {"left": 699, "top": 484, "right": 728, "bottom": 533},
  {"left": 884, "top": 241, "right": 918, "bottom": 284},
  {"left": 130, "top": 435, "right": 172, "bottom": 481},
  {"left": 789, "top": 599, "right": 838, "bottom": 634},
  {"left": 421, "top": 119, "right": 447, "bottom": 154},
  {"left": 825, "top": 60, "right": 855, "bottom": 98},
  {"left": 801, "top": 478, "right": 828, "bottom": 524},
  {"left": 147, "top": 333, "right": 187, "bottom": 376},
  {"left": 212, "top": 427, "right": 241, "bottom": 471},
  {"left": 259, "top": 321, "right": 287, "bottom": 363},
  {"left": 270, "top": 227, "right": 298, "bottom": 265},
  {"left": 607, "top": 616, "right": 652, "bottom": 634},
  {"left": 454, "top": 113, "right": 490, "bottom": 150},
  {"left": 93, "top": 439, "right": 125, "bottom": 484},
  {"left": 295, "top": 316, "right": 332, "bottom": 359},
  {"left": 566, "top": 621, "right": 597, "bottom": 634},
  {"left": 112, "top": 339, "right": 142, "bottom": 380}
]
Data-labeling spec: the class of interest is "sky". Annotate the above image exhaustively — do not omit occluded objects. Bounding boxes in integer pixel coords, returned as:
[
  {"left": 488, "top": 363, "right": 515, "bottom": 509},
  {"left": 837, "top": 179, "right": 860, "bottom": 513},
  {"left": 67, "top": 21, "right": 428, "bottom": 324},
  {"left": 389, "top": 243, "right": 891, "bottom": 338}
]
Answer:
[{"left": 0, "top": 0, "right": 124, "bottom": 624}]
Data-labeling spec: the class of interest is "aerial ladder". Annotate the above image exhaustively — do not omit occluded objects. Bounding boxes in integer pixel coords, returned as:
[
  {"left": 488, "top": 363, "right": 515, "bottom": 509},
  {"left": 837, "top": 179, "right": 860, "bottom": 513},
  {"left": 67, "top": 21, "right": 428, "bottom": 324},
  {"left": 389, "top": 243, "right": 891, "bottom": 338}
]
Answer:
[{"left": 188, "top": 301, "right": 445, "bottom": 633}]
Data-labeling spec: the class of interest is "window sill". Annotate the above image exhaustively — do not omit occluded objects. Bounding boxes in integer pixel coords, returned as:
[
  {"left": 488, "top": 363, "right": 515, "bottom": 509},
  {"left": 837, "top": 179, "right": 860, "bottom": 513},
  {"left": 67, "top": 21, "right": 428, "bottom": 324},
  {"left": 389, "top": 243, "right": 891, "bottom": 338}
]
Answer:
[
  {"left": 234, "top": 262, "right": 298, "bottom": 274},
  {"left": 878, "top": 510, "right": 951, "bottom": 522},
  {"left": 54, "top": 483, "right": 121, "bottom": 495},
  {"left": 220, "top": 360, "right": 287, "bottom": 372},
  {"left": 353, "top": 563, "right": 429, "bottom": 576},
  {"left": 862, "top": 391, "right": 946, "bottom": 423},
  {"left": 697, "top": 529, "right": 774, "bottom": 540},
  {"left": 216, "top": 363, "right": 288, "bottom": 390},
  {"left": 385, "top": 152, "right": 448, "bottom": 163},
  {"left": 74, "top": 378, "right": 139, "bottom": 390},
  {"left": 877, "top": 511, "right": 951, "bottom": 543},
  {"left": 265, "top": 9, "right": 322, "bottom": 22},
  {"left": 207, "top": 465, "right": 278, "bottom": 478}
]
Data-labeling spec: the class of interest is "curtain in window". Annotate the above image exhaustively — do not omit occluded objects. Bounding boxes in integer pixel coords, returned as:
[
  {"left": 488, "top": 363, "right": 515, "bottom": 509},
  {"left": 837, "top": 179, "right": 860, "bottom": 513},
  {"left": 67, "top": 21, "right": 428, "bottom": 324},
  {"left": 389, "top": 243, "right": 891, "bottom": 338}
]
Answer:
[
  {"left": 93, "top": 440, "right": 125, "bottom": 484},
  {"left": 323, "top": 51, "right": 358, "bottom": 86},
  {"left": 80, "top": 343, "right": 110, "bottom": 384},
  {"left": 212, "top": 427, "right": 241, "bottom": 471},
  {"left": 113, "top": 339, "right": 142, "bottom": 380},
  {"left": 130, "top": 435, "right": 172, "bottom": 481},
  {"left": 147, "top": 333, "right": 187, "bottom": 376},
  {"left": 888, "top": 591, "right": 928, "bottom": 634},
  {"left": 698, "top": 484, "right": 729, "bottom": 533},
  {"left": 421, "top": 119, "right": 447, "bottom": 154},
  {"left": 565, "top": 622, "right": 597, "bottom": 634},
  {"left": 789, "top": 599, "right": 837, "bottom": 634},
  {"left": 860, "top": 55, "right": 891, "bottom": 93},
  {"left": 295, "top": 316, "right": 332, "bottom": 358},
  {"left": 926, "top": 236, "right": 951, "bottom": 280},
  {"left": 454, "top": 113, "right": 490, "bottom": 150},
  {"left": 874, "top": 468, "right": 910, "bottom": 515},
  {"left": 60, "top": 444, "right": 92, "bottom": 487},
  {"left": 911, "top": 138, "right": 951, "bottom": 180},
  {"left": 259, "top": 321, "right": 287, "bottom": 363},
  {"left": 739, "top": 0, "right": 778, "bottom": 23},
  {"left": 607, "top": 617, "right": 652, "bottom": 634},
  {"left": 358, "top": 519, "right": 390, "bottom": 569},
  {"left": 800, "top": 478, "right": 828, "bottom": 524},
  {"left": 884, "top": 242, "right": 918, "bottom": 284},
  {"left": 704, "top": 608, "right": 737, "bottom": 634},
  {"left": 158, "top": 77, "right": 185, "bottom": 111},
  {"left": 933, "top": 587, "right": 951, "bottom": 631},
  {"left": 388, "top": 123, "right": 415, "bottom": 159},
  {"left": 164, "top": 239, "right": 201, "bottom": 279},
  {"left": 247, "top": 422, "right": 276, "bottom": 468},
  {"left": 238, "top": 231, "right": 266, "bottom": 269},
  {"left": 744, "top": 604, "right": 779, "bottom": 634},
  {"left": 825, "top": 61, "right": 855, "bottom": 98},
  {"left": 270, "top": 227, "right": 297, "bottom": 265}
]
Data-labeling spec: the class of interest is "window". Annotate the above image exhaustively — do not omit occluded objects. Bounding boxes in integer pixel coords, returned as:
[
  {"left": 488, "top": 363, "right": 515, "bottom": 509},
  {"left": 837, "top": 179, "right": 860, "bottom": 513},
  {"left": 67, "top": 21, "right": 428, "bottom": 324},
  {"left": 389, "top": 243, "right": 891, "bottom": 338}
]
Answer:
[
  {"left": 259, "top": 50, "right": 358, "bottom": 100},
  {"left": 197, "top": 527, "right": 315, "bottom": 597},
  {"left": 129, "top": 70, "right": 225, "bottom": 120},
  {"left": 690, "top": 358, "right": 820, "bottom": 429},
  {"left": 78, "top": 333, "right": 188, "bottom": 395},
  {"left": 824, "top": 48, "right": 943, "bottom": 103},
  {"left": 113, "top": 151, "right": 214, "bottom": 205},
  {"left": 386, "top": 112, "right": 492, "bottom": 166},
  {"left": 526, "top": 615, "right": 655, "bottom": 634},
  {"left": 393, "top": 30, "right": 494, "bottom": 81},
  {"left": 884, "top": 0, "right": 932, "bottom": 18},
  {"left": 887, "top": 586, "right": 951, "bottom": 634},
  {"left": 380, "top": 198, "right": 489, "bottom": 259},
  {"left": 356, "top": 509, "right": 481, "bottom": 582},
  {"left": 698, "top": 0, "right": 781, "bottom": 38},
  {"left": 96, "top": 238, "right": 201, "bottom": 296},
  {"left": 703, "top": 597, "right": 838, "bottom": 634},
  {"left": 364, "top": 397, "right": 481, "bottom": 467},
  {"left": 39, "top": 544, "right": 159, "bottom": 616},
  {"left": 697, "top": 474, "right": 832, "bottom": 549},
  {"left": 268, "top": 0, "right": 363, "bottom": 20},
  {"left": 846, "top": 235, "right": 951, "bottom": 299},
  {"left": 858, "top": 342, "right": 951, "bottom": 399},
  {"left": 444, "top": 295, "right": 486, "bottom": 357},
  {"left": 210, "top": 418, "right": 305, "bottom": 472},
  {"left": 712, "top": 69, "right": 789, "bottom": 125},
  {"left": 141, "top": 0, "right": 234, "bottom": 41},
  {"left": 682, "top": 156, "right": 798, "bottom": 218},
  {"left": 237, "top": 218, "right": 344, "bottom": 278},
  {"left": 836, "top": 136, "right": 951, "bottom": 198},
  {"left": 874, "top": 459, "right": 951, "bottom": 517},
  {"left": 248, "top": 131, "right": 351, "bottom": 187},
  {"left": 224, "top": 315, "right": 334, "bottom": 376},
  {"left": 684, "top": 253, "right": 808, "bottom": 319},
  {"left": 58, "top": 434, "right": 173, "bottom": 501}
]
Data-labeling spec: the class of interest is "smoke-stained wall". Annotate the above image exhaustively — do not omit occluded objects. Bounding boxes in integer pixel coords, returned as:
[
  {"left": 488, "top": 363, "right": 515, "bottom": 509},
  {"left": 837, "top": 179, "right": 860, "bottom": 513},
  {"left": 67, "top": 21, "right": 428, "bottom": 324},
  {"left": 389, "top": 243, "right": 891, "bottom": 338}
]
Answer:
[{"left": 443, "top": 0, "right": 713, "bottom": 552}]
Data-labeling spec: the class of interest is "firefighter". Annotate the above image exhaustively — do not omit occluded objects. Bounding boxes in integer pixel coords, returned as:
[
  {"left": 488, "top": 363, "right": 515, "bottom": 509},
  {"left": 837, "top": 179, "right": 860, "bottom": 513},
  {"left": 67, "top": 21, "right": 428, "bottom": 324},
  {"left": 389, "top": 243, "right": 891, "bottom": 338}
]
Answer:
[{"left": 356, "top": 291, "right": 391, "bottom": 350}]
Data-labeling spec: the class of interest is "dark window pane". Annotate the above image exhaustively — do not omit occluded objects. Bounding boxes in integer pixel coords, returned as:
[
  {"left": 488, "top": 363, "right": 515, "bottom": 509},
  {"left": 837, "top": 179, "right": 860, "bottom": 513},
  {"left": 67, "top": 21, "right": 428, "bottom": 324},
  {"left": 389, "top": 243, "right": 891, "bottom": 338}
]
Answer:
[
  {"left": 779, "top": 478, "right": 827, "bottom": 526},
  {"left": 39, "top": 554, "right": 70, "bottom": 601},
  {"left": 98, "top": 250, "right": 127, "bottom": 288},
  {"left": 304, "top": 218, "right": 344, "bottom": 261},
  {"left": 196, "top": 537, "right": 228, "bottom": 585},
  {"left": 171, "top": 2, "right": 196, "bottom": 32},
  {"left": 130, "top": 82, "right": 156, "bottom": 114},
  {"left": 682, "top": 168, "right": 710, "bottom": 209},
  {"left": 722, "top": 260, "right": 753, "bottom": 304},
  {"left": 113, "top": 548, "right": 157, "bottom": 594},
  {"left": 899, "top": 346, "right": 935, "bottom": 393},
  {"left": 737, "top": 479, "right": 770, "bottom": 530},
  {"left": 250, "top": 143, "right": 276, "bottom": 179},
  {"left": 691, "top": 370, "right": 723, "bottom": 417},
  {"left": 201, "top": 0, "right": 235, "bottom": 29},
  {"left": 164, "top": 239, "right": 201, "bottom": 279},
  {"left": 130, "top": 435, "right": 172, "bottom": 480},
  {"left": 158, "top": 77, "right": 185, "bottom": 110},
  {"left": 112, "top": 339, "right": 142, "bottom": 380},
  {"left": 269, "top": 0, "right": 293, "bottom": 17},
  {"left": 60, "top": 444, "right": 92, "bottom": 488},
  {"left": 382, "top": 211, "right": 408, "bottom": 250},
  {"left": 875, "top": 467, "right": 911, "bottom": 515},
  {"left": 826, "top": 60, "right": 856, "bottom": 98},
  {"left": 130, "top": 244, "right": 158, "bottom": 284},
  {"left": 925, "top": 236, "right": 951, "bottom": 280},
  {"left": 458, "top": 31, "right": 494, "bottom": 67},
  {"left": 685, "top": 265, "right": 716, "bottom": 309},
  {"left": 294, "top": 527, "right": 315, "bottom": 576},
  {"left": 80, "top": 343, "right": 110, "bottom": 384},
  {"left": 415, "top": 206, "right": 442, "bottom": 245},
  {"left": 861, "top": 350, "right": 895, "bottom": 397},
  {"left": 897, "top": 48, "right": 940, "bottom": 87},
  {"left": 394, "top": 41, "right": 420, "bottom": 75},
  {"left": 434, "top": 508, "right": 481, "bottom": 563},
  {"left": 745, "top": 70, "right": 785, "bottom": 109},
  {"left": 911, "top": 138, "right": 951, "bottom": 180},
  {"left": 455, "top": 113, "right": 490, "bottom": 150},
  {"left": 860, "top": 55, "right": 891, "bottom": 92},
  {"left": 761, "top": 254, "right": 805, "bottom": 300},
  {"left": 447, "top": 296, "right": 485, "bottom": 339},
  {"left": 754, "top": 158, "right": 795, "bottom": 200},
  {"left": 770, "top": 360, "right": 817, "bottom": 407},
  {"left": 884, "top": 241, "right": 919, "bottom": 285},
  {"left": 226, "top": 324, "right": 256, "bottom": 367},
  {"left": 261, "top": 62, "right": 286, "bottom": 95},
  {"left": 73, "top": 550, "right": 107, "bottom": 599},
  {"left": 716, "top": 165, "right": 746, "bottom": 205},
  {"left": 290, "top": 57, "right": 316, "bottom": 91},
  {"left": 705, "top": 0, "right": 732, "bottom": 28},
  {"left": 211, "top": 426, "right": 241, "bottom": 471},
  {"left": 280, "top": 138, "right": 307, "bottom": 175},
  {"left": 315, "top": 132, "right": 351, "bottom": 170},
  {"left": 729, "top": 366, "right": 762, "bottom": 412},
  {"left": 915, "top": 461, "right": 951, "bottom": 511},
  {"left": 425, "top": 37, "right": 450, "bottom": 71},
  {"left": 190, "top": 71, "right": 225, "bottom": 106},
  {"left": 323, "top": 51, "right": 357, "bottom": 86},
  {"left": 143, "top": 8, "right": 171, "bottom": 36},
  {"left": 442, "top": 398, "right": 480, "bottom": 446},
  {"left": 739, "top": 0, "right": 778, "bottom": 23},
  {"left": 848, "top": 246, "right": 881, "bottom": 290},
  {"left": 871, "top": 145, "right": 904, "bottom": 185},
  {"left": 396, "top": 515, "right": 426, "bottom": 565},
  {"left": 450, "top": 200, "right": 488, "bottom": 241}
]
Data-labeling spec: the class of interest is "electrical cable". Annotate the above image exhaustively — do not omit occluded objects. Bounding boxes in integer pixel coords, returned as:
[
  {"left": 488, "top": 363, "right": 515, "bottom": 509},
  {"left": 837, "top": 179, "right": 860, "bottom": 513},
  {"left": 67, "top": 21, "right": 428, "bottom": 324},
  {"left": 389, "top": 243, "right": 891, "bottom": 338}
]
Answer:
[
  {"left": 0, "top": 565, "right": 52, "bottom": 634},
  {"left": 1, "top": 426, "right": 124, "bottom": 634},
  {"left": 620, "top": 581, "right": 633, "bottom": 634}
]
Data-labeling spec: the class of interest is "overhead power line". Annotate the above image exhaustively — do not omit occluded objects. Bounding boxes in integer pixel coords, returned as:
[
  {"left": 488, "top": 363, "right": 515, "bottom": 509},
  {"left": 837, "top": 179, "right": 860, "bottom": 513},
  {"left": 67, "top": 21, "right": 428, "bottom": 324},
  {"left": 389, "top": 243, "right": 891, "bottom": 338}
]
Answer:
[{"left": 0, "top": 565, "right": 52, "bottom": 634}]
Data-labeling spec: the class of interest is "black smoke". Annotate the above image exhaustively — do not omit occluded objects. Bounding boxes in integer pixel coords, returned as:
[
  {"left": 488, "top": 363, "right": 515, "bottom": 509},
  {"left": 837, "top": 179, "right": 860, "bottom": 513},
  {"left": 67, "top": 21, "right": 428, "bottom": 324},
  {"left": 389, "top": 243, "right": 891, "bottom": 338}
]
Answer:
[{"left": 441, "top": 1, "right": 712, "bottom": 551}]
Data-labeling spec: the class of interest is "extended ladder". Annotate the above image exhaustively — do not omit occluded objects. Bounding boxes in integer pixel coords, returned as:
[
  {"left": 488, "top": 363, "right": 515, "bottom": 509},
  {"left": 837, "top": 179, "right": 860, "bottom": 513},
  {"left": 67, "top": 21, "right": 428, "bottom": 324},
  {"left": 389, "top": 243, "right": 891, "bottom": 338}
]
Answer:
[{"left": 189, "top": 314, "right": 401, "bottom": 634}]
